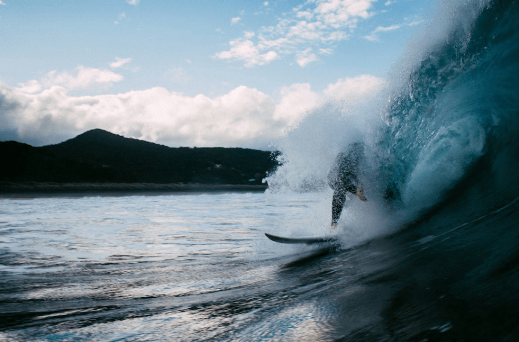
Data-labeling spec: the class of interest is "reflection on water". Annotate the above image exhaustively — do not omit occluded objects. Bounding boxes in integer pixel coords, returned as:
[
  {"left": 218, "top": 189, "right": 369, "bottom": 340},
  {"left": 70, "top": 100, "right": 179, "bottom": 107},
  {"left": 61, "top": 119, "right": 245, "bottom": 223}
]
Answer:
[
  {"left": 2, "top": 191, "right": 519, "bottom": 341},
  {"left": 0, "top": 192, "right": 342, "bottom": 341}
]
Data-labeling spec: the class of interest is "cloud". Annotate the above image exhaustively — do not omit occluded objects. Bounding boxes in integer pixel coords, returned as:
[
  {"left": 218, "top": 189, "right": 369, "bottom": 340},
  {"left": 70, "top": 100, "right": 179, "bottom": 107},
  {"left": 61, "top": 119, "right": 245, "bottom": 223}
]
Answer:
[
  {"left": 126, "top": 0, "right": 140, "bottom": 5},
  {"left": 110, "top": 57, "right": 132, "bottom": 69},
  {"left": 1, "top": 75, "right": 383, "bottom": 148},
  {"left": 1, "top": 85, "right": 280, "bottom": 148},
  {"left": 216, "top": 0, "right": 377, "bottom": 67},
  {"left": 244, "top": 31, "right": 255, "bottom": 39},
  {"left": 114, "top": 12, "right": 126, "bottom": 25},
  {"left": 364, "top": 25, "right": 397, "bottom": 41},
  {"left": 364, "top": 24, "right": 401, "bottom": 41},
  {"left": 273, "top": 83, "right": 320, "bottom": 127},
  {"left": 264, "top": 2, "right": 269, "bottom": 6},
  {"left": 44, "top": 66, "right": 123, "bottom": 90},
  {"left": 364, "top": 17, "right": 424, "bottom": 42},
  {"left": 319, "top": 48, "right": 333, "bottom": 55},
  {"left": 296, "top": 48, "right": 318, "bottom": 67},
  {"left": 214, "top": 38, "right": 279, "bottom": 67},
  {"left": 408, "top": 19, "right": 423, "bottom": 27},
  {"left": 231, "top": 17, "right": 241, "bottom": 25},
  {"left": 323, "top": 74, "right": 385, "bottom": 100},
  {"left": 314, "top": 0, "right": 373, "bottom": 28},
  {"left": 15, "top": 80, "right": 42, "bottom": 94},
  {"left": 15, "top": 66, "right": 123, "bottom": 94}
]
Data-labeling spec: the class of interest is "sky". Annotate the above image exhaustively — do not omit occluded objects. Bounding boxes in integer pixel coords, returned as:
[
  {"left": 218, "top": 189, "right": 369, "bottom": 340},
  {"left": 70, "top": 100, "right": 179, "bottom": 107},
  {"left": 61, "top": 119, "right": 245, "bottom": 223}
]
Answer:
[{"left": 0, "top": 0, "right": 434, "bottom": 149}]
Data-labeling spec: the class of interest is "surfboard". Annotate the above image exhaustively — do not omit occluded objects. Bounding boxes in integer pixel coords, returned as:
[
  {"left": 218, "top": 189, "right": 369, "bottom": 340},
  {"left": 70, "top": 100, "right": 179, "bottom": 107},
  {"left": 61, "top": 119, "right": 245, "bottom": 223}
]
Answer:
[{"left": 264, "top": 232, "right": 339, "bottom": 245}]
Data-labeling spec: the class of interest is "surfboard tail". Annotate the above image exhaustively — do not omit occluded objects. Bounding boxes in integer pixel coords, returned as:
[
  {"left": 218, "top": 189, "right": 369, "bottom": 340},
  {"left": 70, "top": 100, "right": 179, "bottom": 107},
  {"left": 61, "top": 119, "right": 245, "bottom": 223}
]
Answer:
[{"left": 265, "top": 233, "right": 338, "bottom": 245}]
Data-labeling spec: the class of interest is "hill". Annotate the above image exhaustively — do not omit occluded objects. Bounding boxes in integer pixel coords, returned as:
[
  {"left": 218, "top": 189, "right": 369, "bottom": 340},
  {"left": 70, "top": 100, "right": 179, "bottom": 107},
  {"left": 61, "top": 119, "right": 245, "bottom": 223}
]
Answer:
[{"left": 0, "top": 129, "right": 279, "bottom": 188}]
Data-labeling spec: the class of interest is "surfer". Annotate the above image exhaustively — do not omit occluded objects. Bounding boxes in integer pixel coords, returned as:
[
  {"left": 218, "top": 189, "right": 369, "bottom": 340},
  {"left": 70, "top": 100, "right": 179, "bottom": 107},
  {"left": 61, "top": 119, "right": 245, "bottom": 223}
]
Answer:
[{"left": 328, "top": 142, "right": 367, "bottom": 227}]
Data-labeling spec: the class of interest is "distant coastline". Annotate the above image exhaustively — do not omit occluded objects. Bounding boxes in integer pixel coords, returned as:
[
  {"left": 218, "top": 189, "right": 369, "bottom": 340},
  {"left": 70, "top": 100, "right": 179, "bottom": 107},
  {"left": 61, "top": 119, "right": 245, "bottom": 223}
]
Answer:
[
  {"left": 0, "top": 129, "right": 280, "bottom": 195},
  {"left": 0, "top": 181, "right": 268, "bottom": 197}
]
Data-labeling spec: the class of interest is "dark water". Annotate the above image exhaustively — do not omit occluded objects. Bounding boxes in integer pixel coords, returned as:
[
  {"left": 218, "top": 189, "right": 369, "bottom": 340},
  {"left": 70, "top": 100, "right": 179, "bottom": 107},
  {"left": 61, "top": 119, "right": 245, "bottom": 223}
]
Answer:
[
  {"left": 2, "top": 191, "right": 518, "bottom": 341},
  {"left": 2, "top": 0, "right": 519, "bottom": 340}
]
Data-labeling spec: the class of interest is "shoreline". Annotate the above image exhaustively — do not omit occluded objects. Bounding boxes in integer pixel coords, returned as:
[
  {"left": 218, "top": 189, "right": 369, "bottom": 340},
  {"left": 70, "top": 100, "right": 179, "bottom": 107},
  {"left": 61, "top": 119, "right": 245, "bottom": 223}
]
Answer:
[{"left": 0, "top": 182, "right": 268, "bottom": 198}]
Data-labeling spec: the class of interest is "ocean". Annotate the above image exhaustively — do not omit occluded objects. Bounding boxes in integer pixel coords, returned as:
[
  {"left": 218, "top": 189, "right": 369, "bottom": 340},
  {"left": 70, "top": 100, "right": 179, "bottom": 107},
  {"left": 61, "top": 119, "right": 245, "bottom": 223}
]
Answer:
[
  {"left": 0, "top": 192, "right": 364, "bottom": 341},
  {"left": 2, "top": 0, "right": 519, "bottom": 340},
  {"left": 1, "top": 188, "right": 518, "bottom": 341}
]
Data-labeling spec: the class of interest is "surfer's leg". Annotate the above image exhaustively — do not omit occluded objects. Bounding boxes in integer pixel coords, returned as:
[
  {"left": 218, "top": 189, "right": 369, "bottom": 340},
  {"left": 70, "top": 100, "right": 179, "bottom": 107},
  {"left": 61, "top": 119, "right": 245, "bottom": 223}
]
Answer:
[{"left": 331, "top": 188, "right": 347, "bottom": 227}]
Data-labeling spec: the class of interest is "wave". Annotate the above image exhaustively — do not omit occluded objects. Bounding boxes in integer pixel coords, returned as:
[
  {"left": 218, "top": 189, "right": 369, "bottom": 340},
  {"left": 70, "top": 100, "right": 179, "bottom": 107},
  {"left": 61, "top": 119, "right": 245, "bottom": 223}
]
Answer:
[{"left": 268, "top": 0, "right": 519, "bottom": 227}]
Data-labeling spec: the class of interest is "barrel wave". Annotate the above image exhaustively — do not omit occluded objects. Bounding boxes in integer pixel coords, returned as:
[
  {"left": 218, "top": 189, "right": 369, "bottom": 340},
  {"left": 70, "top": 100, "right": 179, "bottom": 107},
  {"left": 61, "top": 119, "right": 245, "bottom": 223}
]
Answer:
[
  {"left": 378, "top": 0, "right": 519, "bottom": 217},
  {"left": 271, "top": 0, "right": 519, "bottom": 222},
  {"left": 266, "top": 0, "right": 519, "bottom": 339}
]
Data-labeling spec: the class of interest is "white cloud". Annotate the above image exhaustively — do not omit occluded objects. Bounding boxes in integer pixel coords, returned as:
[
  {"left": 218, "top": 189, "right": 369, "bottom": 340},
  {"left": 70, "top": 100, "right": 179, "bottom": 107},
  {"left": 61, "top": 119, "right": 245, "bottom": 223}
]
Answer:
[
  {"left": 110, "top": 57, "right": 132, "bottom": 69},
  {"left": 0, "top": 1, "right": 5, "bottom": 5},
  {"left": 273, "top": 83, "right": 320, "bottom": 126},
  {"left": 364, "top": 24, "right": 401, "bottom": 41},
  {"left": 44, "top": 66, "right": 123, "bottom": 90},
  {"left": 126, "top": 0, "right": 140, "bottom": 5},
  {"left": 231, "top": 17, "right": 241, "bottom": 25},
  {"left": 314, "top": 0, "right": 373, "bottom": 28},
  {"left": 296, "top": 11, "right": 313, "bottom": 20},
  {"left": 2, "top": 74, "right": 383, "bottom": 148},
  {"left": 1, "top": 85, "right": 279, "bottom": 148},
  {"left": 214, "top": 38, "right": 278, "bottom": 67},
  {"left": 15, "top": 80, "right": 42, "bottom": 94},
  {"left": 408, "top": 19, "right": 423, "bottom": 27},
  {"left": 216, "top": 0, "right": 377, "bottom": 67},
  {"left": 257, "top": 37, "right": 290, "bottom": 51},
  {"left": 16, "top": 66, "right": 124, "bottom": 94},
  {"left": 323, "top": 74, "right": 385, "bottom": 100},
  {"left": 244, "top": 31, "right": 255, "bottom": 39},
  {"left": 319, "top": 48, "right": 333, "bottom": 55},
  {"left": 296, "top": 48, "right": 318, "bottom": 67},
  {"left": 287, "top": 20, "right": 322, "bottom": 41},
  {"left": 364, "top": 17, "right": 424, "bottom": 42}
]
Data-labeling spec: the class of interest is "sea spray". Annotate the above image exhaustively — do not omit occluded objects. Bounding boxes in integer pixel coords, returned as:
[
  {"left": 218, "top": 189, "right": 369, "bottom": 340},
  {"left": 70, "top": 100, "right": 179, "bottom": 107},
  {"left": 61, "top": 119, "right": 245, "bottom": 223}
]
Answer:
[
  {"left": 266, "top": 85, "right": 387, "bottom": 194},
  {"left": 266, "top": 0, "right": 513, "bottom": 238}
]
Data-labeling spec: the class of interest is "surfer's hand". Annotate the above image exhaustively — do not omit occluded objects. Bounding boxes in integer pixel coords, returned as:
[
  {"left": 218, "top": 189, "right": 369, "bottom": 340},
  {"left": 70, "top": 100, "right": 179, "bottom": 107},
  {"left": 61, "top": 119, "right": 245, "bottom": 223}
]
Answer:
[{"left": 357, "top": 186, "right": 367, "bottom": 202}]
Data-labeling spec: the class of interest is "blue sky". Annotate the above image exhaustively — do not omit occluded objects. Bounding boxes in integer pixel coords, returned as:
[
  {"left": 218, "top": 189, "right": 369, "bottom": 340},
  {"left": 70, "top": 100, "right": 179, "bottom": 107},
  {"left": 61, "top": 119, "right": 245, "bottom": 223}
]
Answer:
[{"left": 0, "top": 0, "right": 433, "bottom": 148}]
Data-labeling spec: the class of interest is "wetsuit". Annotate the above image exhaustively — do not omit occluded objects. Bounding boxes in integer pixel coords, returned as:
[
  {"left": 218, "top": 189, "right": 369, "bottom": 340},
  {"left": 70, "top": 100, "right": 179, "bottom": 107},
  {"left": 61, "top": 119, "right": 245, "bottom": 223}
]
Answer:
[{"left": 328, "top": 142, "right": 363, "bottom": 225}]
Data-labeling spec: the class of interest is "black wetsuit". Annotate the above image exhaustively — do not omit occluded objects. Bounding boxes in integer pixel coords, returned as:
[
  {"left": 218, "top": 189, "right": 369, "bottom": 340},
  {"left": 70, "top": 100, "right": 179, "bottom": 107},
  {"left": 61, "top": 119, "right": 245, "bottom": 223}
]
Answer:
[{"left": 328, "top": 142, "right": 363, "bottom": 225}]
